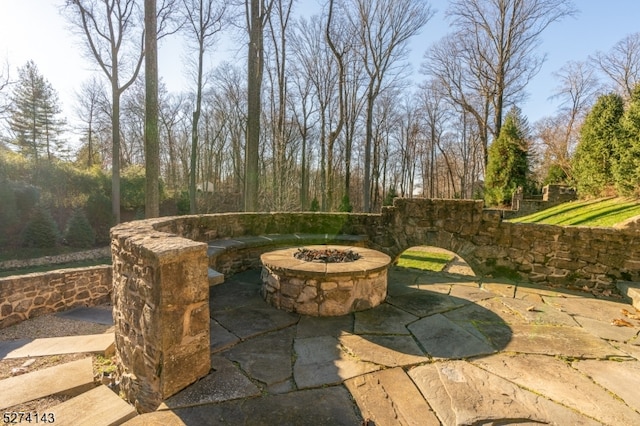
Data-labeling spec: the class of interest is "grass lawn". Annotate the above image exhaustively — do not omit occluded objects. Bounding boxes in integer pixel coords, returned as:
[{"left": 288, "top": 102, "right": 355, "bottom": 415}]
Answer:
[
  {"left": 509, "top": 197, "right": 640, "bottom": 227},
  {"left": 396, "top": 249, "right": 454, "bottom": 272}
]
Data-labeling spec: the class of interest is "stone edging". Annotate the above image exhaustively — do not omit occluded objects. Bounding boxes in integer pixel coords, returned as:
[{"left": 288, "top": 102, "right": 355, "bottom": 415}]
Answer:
[{"left": 0, "top": 247, "right": 111, "bottom": 271}]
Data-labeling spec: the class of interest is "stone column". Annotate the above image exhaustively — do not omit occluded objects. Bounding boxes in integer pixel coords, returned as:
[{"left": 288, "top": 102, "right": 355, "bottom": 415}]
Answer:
[{"left": 111, "top": 224, "right": 210, "bottom": 413}]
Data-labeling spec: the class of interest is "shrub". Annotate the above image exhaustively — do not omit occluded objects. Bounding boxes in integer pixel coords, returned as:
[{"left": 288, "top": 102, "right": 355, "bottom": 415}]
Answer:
[
  {"left": 0, "top": 181, "right": 18, "bottom": 244},
  {"left": 64, "top": 209, "right": 96, "bottom": 248},
  {"left": 21, "top": 206, "right": 59, "bottom": 248},
  {"left": 85, "top": 192, "right": 113, "bottom": 244},
  {"left": 14, "top": 184, "right": 39, "bottom": 214},
  {"left": 383, "top": 187, "right": 398, "bottom": 206},
  {"left": 176, "top": 191, "right": 190, "bottom": 215},
  {"left": 310, "top": 197, "right": 320, "bottom": 212},
  {"left": 338, "top": 195, "right": 353, "bottom": 212}
]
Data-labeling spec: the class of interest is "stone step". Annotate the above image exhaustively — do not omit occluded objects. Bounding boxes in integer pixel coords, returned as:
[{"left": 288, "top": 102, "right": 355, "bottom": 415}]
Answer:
[
  {"left": 617, "top": 281, "right": 640, "bottom": 310},
  {"left": 0, "top": 333, "right": 114, "bottom": 359},
  {"left": 208, "top": 267, "right": 224, "bottom": 286},
  {"left": 50, "top": 385, "right": 137, "bottom": 426},
  {"left": 0, "top": 357, "right": 94, "bottom": 410}
]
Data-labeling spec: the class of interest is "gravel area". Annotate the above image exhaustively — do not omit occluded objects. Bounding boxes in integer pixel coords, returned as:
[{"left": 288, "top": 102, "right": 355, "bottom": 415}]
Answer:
[
  {"left": 0, "top": 306, "right": 116, "bottom": 412},
  {"left": 0, "top": 306, "right": 114, "bottom": 341}
]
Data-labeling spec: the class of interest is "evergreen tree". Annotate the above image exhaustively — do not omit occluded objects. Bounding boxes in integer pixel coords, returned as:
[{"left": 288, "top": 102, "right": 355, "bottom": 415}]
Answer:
[
  {"left": 484, "top": 107, "right": 531, "bottom": 206},
  {"left": 612, "top": 84, "right": 640, "bottom": 196},
  {"left": 572, "top": 93, "right": 624, "bottom": 197},
  {"left": 21, "top": 205, "right": 59, "bottom": 248},
  {"left": 8, "top": 61, "right": 66, "bottom": 162}
]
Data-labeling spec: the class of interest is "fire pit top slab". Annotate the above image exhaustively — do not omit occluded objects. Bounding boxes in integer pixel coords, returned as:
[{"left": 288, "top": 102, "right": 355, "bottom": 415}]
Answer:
[{"left": 260, "top": 245, "right": 391, "bottom": 278}]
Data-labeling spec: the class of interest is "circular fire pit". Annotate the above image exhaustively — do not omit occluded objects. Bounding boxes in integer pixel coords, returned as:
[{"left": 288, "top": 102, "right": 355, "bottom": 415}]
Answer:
[{"left": 260, "top": 245, "right": 391, "bottom": 316}]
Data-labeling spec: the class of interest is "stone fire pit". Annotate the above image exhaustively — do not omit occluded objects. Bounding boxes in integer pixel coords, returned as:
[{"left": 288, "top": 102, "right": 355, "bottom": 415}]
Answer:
[{"left": 260, "top": 245, "right": 391, "bottom": 316}]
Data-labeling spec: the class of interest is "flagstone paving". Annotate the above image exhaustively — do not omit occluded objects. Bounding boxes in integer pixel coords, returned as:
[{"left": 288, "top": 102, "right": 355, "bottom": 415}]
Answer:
[{"left": 125, "top": 266, "right": 640, "bottom": 425}]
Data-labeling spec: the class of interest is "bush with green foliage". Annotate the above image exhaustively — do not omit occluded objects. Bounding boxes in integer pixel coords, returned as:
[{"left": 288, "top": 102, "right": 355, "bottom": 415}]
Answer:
[
  {"left": 310, "top": 197, "right": 320, "bottom": 212},
  {"left": 64, "top": 209, "right": 95, "bottom": 248},
  {"left": 484, "top": 107, "right": 531, "bottom": 206},
  {"left": 121, "top": 165, "right": 165, "bottom": 212},
  {"left": 21, "top": 206, "right": 59, "bottom": 248},
  {"left": 13, "top": 184, "right": 39, "bottom": 214},
  {"left": 383, "top": 187, "right": 398, "bottom": 206},
  {"left": 176, "top": 191, "right": 190, "bottom": 215},
  {"left": 543, "top": 164, "right": 568, "bottom": 186},
  {"left": 85, "top": 192, "right": 113, "bottom": 244},
  {"left": 0, "top": 182, "right": 18, "bottom": 244},
  {"left": 338, "top": 194, "right": 353, "bottom": 212}
]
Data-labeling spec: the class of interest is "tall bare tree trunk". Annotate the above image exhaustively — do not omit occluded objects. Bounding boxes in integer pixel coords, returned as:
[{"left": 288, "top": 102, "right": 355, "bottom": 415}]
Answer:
[
  {"left": 145, "top": 0, "right": 160, "bottom": 218},
  {"left": 244, "top": 0, "right": 265, "bottom": 212}
]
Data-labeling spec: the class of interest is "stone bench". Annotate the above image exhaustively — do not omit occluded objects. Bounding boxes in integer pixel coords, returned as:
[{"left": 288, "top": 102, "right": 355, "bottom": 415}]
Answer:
[{"left": 206, "top": 233, "right": 369, "bottom": 285}]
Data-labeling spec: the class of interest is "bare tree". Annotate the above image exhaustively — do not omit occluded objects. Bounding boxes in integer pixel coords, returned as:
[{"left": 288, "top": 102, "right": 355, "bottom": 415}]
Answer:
[
  {"left": 65, "top": 0, "right": 145, "bottom": 223},
  {"left": 181, "top": 0, "right": 226, "bottom": 213},
  {"left": 346, "top": 0, "right": 432, "bottom": 212},
  {"left": 0, "top": 59, "right": 11, "bottom": 119},
  {"left": 532, "top": 60, "right": 599, "bottom": 183},
  {"left": 592, "top": 32, "right": 640, "bottom": 99},
  {"left": 291, "top": 15, "right": 340, "bottom": 211},
  {"left": 539, "top": 60, "right": 600, "bottom": 180},
  {"left": 244, "top": 0, "right": 274, "bottom": 211},
  {"left": 265, "top": 0, "right": 293, "bottom": 210},
  {"left": 74, "top": 76, "right": 110, "bottom": 168},
  {"left": 287, "top": 49, "right": 317, "bottom": 210},
  {"left": 425, "top": 0, "right": 576, "bottom": 170},
  {"left": 159, "top": 92, "right": 190, "bottom": 190}
]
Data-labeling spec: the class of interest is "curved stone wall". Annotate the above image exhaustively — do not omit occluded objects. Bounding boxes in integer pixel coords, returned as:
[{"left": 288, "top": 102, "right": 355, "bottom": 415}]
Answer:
[{"left": 110, "top": 198, "right": 640, "bottom": 411}]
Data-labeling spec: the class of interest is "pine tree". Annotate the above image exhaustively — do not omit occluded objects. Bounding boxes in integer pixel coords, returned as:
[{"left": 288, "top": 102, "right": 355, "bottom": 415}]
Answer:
[
  {"left": 484, "top": 107, "right": 531, "bottom": 206},
  {"left": 572, "top": 93, "right": 624, "bottom": 197},
  {"left": 612, "top": 84, "right": 640, "bottom": 196},
  {"left": 8, "top": 61, "right": 66, "bottom": 162}
]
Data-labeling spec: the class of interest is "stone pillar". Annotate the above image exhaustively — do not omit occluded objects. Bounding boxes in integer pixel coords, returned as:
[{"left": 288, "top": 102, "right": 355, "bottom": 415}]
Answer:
[{"left": 111, "top": 224, "right": 210, "bottom": 413}]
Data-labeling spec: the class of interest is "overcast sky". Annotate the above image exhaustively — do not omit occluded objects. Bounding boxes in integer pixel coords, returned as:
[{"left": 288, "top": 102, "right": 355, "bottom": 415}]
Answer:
[{"left": 1, "top": 0, "right": 639, "bottom": 147}]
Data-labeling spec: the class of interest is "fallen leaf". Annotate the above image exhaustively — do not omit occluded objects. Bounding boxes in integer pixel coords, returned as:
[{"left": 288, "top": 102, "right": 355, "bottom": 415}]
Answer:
[
  {"left": 526, "top": 305, "right": 537, "bottom": 312},
  {"left": 621, "top": 309, "right": 640, "bottom": 320},
  {"left": 602, "top": 289, "right": 612, "bottom": 297},
  {"left": 611, "top": 318, "right": 634, "bottom": 327}
]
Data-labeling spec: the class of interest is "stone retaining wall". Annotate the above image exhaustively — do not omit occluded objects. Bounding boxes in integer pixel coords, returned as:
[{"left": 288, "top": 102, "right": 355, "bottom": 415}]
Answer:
[
  {"left": 0, "top": 265, "right": 112, "bottom": 329},
  {"left": 0, "top": 247, "right": 111, "bottom": 271},
  {"left": 110, "top": 220, "right": 210, "bottom": 413},
  {"left": 110, "top": 198, "right": 640, "bottom": 411}
]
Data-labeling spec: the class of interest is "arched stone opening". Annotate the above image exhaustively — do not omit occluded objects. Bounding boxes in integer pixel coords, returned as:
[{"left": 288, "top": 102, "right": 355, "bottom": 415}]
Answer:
[{"left": 394, "top": 246, "right": 476, "bottom": 277}]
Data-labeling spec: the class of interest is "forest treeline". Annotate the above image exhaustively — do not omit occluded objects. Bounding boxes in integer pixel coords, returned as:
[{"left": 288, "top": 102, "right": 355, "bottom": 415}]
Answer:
[{"left": 0, "top": 0, "right": 639, "bottom": 249}]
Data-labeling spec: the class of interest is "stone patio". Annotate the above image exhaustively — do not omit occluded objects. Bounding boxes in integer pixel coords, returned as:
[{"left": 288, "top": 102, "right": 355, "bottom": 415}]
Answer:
[{"left": 125, "top": 267, "right": 640, "bottom": 425}]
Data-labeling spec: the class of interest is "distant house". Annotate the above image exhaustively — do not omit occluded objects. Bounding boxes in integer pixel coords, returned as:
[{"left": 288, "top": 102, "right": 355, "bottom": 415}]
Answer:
[{"left": 196, "top": 182, "right": 215, "bottom": 193}]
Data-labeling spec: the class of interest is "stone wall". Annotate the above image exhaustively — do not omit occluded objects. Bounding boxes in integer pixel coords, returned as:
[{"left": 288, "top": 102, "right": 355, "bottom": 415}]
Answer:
[
  {"left": 0, "top": 265, "right": 112, "bottom": 329},
  {"left": 110, "top": 198, "right": 640, "bottom": 410},
  {"left": 110, "top": 220, "right": 210, "bottom": 413},
  {"left": 0, "top": 247, "right": 111, "bottom": 271},
  {"left": 385, "top": 198, "right": 640, "bottom": 292}
]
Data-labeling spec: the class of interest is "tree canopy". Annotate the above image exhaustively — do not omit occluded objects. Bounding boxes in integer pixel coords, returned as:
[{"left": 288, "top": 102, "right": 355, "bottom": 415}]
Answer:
[
  {"left": 8, "top": 61, "right": 66, "bottom": 162},
  {"left": 572, "top": 92, "right": 624, "bottom": 197},
  {"left": 484, "top": 107, "right": 531, "bottom": 206}
]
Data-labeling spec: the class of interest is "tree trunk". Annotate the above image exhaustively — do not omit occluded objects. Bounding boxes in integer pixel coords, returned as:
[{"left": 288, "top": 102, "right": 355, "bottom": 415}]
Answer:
[
  {"left": 145, "top": 0, "right": 160, "bottom": 218},
  {"left": 111, "top": 78, "right": 121, "bottom": 224},
  {"left": 363, "top": 93, "right": 374, "bottom": 212},
  {"left": 244, "top": 0, "right": 263, "bottom": 212}
]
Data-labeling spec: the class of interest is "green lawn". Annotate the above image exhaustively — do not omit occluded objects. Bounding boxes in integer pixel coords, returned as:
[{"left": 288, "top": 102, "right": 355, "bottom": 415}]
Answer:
[
  {"left": 396, "top": 249, "right": 454, "bottom": 272},
  {"left": 508, "top": 197, "right": 640, "bottom": 226}
]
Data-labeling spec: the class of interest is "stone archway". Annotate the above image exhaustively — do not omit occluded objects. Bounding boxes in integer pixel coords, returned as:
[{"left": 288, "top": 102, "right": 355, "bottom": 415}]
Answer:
[{"left": 394, "top": 246, "right": 476, "bottom": 277}]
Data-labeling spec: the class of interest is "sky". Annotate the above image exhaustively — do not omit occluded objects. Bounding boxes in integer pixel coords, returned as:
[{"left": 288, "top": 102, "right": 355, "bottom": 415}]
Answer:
[{"left": 1, "top": 0, "right": 639, "bottom": 148}]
